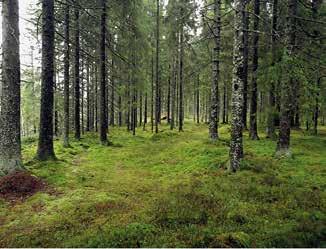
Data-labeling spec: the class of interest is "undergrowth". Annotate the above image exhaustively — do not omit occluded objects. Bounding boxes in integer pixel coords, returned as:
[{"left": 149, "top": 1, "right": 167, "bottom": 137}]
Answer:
[{"left": 0, "top": 122, "right": 325, "bottom": 247}]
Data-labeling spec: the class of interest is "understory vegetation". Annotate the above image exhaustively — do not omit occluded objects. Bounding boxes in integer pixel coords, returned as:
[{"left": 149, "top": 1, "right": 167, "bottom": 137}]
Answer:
[{"left": 0, "top": 123, "right": 325, "bottom": 248}]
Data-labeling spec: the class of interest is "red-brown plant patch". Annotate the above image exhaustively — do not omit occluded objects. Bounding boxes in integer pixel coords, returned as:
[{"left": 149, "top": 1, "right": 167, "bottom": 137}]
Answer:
[{"left": 0, "top": 171, "right": 47, "bottom": 202}]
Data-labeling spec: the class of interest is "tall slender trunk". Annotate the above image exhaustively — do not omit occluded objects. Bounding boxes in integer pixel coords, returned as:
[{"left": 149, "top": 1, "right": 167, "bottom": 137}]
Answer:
[
  {"left": 151, "top": 49, "right": 154, "bottom": 133},
  {"left": 118, "top": 94, "right": 122, "bottom": 127},
  {"left": 242, "top": 7, "right": 249, "bottom": 130},
  {"left": 126, "top": 77, "right": 131, "bottom": 131},
  {"left": 230, "top": 0, "right": 245, "bottom": 171},
  {"left": 155, "top": 0, "right": 160, "bottom": 133},
  {"left": 86, "top": 61, "right": 90, "bottom": 132},
  {"left": 196, "top": 74, "right": 200, "bottom": 124},
  {"left": 167, "top": 69, "right": 171, "bottom": 124},
  {"left": 140, "top": 93, "right": 143, "bottom": 127},
  {"left": 37, "top": 0, "right": 56, "bottom": 161},
  {"left": 117, "top": 57, "right": 122, "bottom": 127},
  {"left": 266, "top": 0, "right": 278, "bottom": 139},
  {"left": 158, "top": 87, "right": 162, "bottom": 124},
  {"left": 312, "top": 0, "right": 322, "bottom": 135},
  {"left": 81, "top": 57, "right": 85, "bottom": 135},
  {"left": 99, "top": 0, "right": 108, "bottom": 144},
  {"left": 74, "top": 6, "right": 81, "bottom": 140},
  {"left": 179, "top": 28, "right": 184, "bottom": 132},
  {"left": 95, "top": 65, "right": 98, "bottom": 132},
  {"left": 313, "top": 78, "right": 321, "bottom": 135},
  {"left": 143, "top": 93, "right": 148, "bottom": 130},
  {"left": 63, "top": 1, "right": 70, "bottom": 147},
  {"left": 171, "top": 56, "right": 177, "bottom": 130},
  {"left": 222, "top": 81, "right": 227, "bottom": 124},
  {"left": 54, "top": 59, "right": 59, "bottom": 137},
  {"left": 0, "top": 0, "right": 24, "bottom": 174},
  {"left": 249, "top": 0, "right": 260, "bottom": 140},
  {"left": 110, "top": 58, "right": 115, "bottom": 126},
  {"left": 132, "top": 45, "right": 137, "bottom": 136},
  {"left": 209, "top": 0, "right": 221, "bottom": 140},
  {"left": 276, "top": 0, "right": 297, "bottom": 157},
  {"left": 193, "top": 86, "right": 196, "bottom": 123}
]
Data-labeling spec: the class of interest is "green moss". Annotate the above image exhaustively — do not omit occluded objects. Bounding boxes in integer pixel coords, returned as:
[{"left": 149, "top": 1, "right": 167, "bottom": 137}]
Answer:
[{"left": 0, "top": 123, "right": 325, "bottom": 247}]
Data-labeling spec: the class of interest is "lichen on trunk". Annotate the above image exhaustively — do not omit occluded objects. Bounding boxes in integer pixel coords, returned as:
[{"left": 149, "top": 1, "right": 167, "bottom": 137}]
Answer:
[
  {"left": 0, "top": 0, "right": 24, "bottom": 175},
  {"left": 229, "top": 0, "right": 246, "bottom": 172}
]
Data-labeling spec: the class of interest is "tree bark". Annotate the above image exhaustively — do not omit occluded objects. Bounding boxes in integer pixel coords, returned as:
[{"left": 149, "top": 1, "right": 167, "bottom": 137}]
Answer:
[
  {"left": 196, "top": 74, "right": 200, "bottom": 124},
  {"left": 74, "top": 6, "right": 81, "bottom": 140},
  {"left": 230, "top": 0, "right": 245, "bottom": 172},
  {"left": 86, "top": 61, "right": 91, "bottom": 132},
  {"left": 209, "top": 0, "right": 221, "bottom": 140},
  {"left": 179, "top": 27, "right": 184, "bottom": 132},
  {"left": 99, "top": 0, "right": 108, "bottom": 144},
  {"left": 249, "top": 0, "right": 260, "bottom": 140},
  {"left": 167, "top": 68, "right": 171, "bottom": 124},
  {"left": 276, "top": 0, "right": 297, "bottom": 157},
  {"left": 63, "top": 0, "right": 70, "bottom": 147},
  {"left": 110, "top": 58, "right": 115, "bottom": 127},
  {"left": 171, "top": 56, "right": 177, "bottom": 130},
  {"left": 0, "top": 0, "right": 24, "bottom": 175},
  {"left": 242, "top": 7, "right": 249, "bottom": 130},
  {"left": 37, "top": 0, "right": 56, "bottom": 161},
  {"left": 95, "top": 65, "right": 99, "bottom": 132},
  {"left": 143, "top": 92, "right": 148, "bottom": 131},
  {"left": 155, "top": 0, "right": 160, "bottom": 134},
  {"left": 54, "top": 61, "right": 59, "bottom": 137},
  {"left": 266, "top": 0, "right": 278, "bottom": 139},
  {"left": 81, "top": 57, "right": 85, "bottom": 135},
  {"left": 151, "top": 49, "right": 154, "bottom": 133},
  {"left": 140, "top": 93, "right": 143, "bottom": 127},
  {"left": 222, "top": 81, "right": 227, "bottom": 124},
  {"left": 312, "top": 0, "right": 322, "bottom": 135}
]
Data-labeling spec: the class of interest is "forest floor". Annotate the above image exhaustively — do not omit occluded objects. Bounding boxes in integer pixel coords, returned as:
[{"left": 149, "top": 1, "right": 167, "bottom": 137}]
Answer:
[{"left": 0, "top": 122, "right": 325, "bottom": 247}]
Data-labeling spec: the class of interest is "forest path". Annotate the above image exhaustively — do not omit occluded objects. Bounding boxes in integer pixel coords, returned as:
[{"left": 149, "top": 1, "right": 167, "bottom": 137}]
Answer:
[{"left": 0, "top": 123, "right": 325, "bottom": 247}]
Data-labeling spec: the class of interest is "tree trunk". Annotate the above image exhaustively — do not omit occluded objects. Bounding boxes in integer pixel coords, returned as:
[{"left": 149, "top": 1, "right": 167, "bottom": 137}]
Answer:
[
  {"left": 81, "top": 57, "right": 85, "bottom": 135},
  {"left": 155, "top": 0, "right": 160, "bottom": 134},
  {"left": 196, "top": 74, "right": 200, "bottom": 124},
  {"left": 312, "top": 0, "right": 322, "bottom": 136},
  {"left": 95, "top": 65, "right": 99, "bottom": 132},
  {"left": 266, "top": 0, "right": 278, "bottom": 139},
  {"left": 171, "top": 56, "right": 177, "bottom": 130},
  {"left": 118, "top": 94, "right": 122, "bottom": 127},
  {"left": 230, "top": 0, "right": 245, "bottom": 172},
  {"left": 63, "top": 1, "right": 70, "bottom": 147},
  {"left": 179, "top": 28, "right": 184, "bottom": 132},
  {"left": 37, "top": 0, "right": 56, "bottom": 161},
  {"left": 86, "top": 61, "right": 90, "bottom": 132},
  {"left": 110, "top": 58, "right": 115, "bottom": 127},
  {"left": 74, "top": 6, "right": 81, "bottom": 140},
  {"left": 222, "top": 81, "right": 227, "bottom": 124},
  {"left": 99, "top": 0, "right": 108, "bottom": 144},
  {"left": 167, "top": 69, "right": 171, "bottom": 124},
  {"left": 151, "top": 49, "right": 154, "bottom": 133},
  {"left": 140, "top": 93, "right": 143, "bottom": 127},
  {"left": 54, "top": 60, "right": 59, "bottom": 137},
  {"left": 242, "top": 7, "right": 249, "bottom": 130},
  {"left": 209, "top": 0, "right": 221, "bottom": 140},
  {"left": 0, "top": 0, "right": 24, "bottom": 175},
  {"left": 276, "top": 0, "right": 297, "bottom": 157},
  {"left": 143, "top": 93, "right": 148, "bottom": 130},
  {"left": 249, "top": 0, "right": 260, "bottom": 140}
]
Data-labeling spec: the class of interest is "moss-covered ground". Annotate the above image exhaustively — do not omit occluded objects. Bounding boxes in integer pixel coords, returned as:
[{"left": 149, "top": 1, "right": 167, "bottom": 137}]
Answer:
[{"left": 0, "top": 122, "right": 325, "bottom": 247}]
